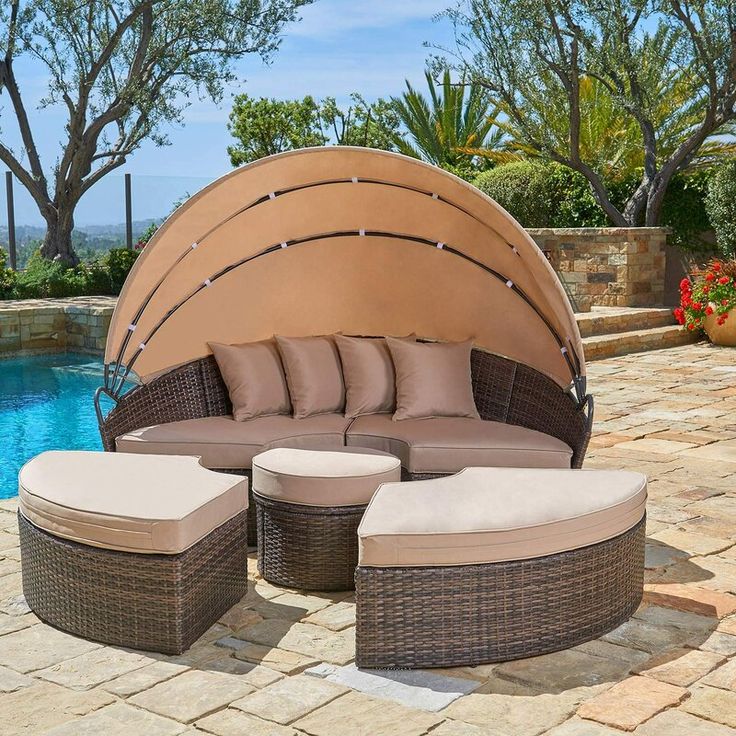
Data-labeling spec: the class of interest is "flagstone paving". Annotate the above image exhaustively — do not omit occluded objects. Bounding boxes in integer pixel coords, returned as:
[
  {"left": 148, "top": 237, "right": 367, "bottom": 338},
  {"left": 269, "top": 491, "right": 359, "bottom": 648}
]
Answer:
[{"left": 1, "top": 341, "right": 736, "bottom": 734}]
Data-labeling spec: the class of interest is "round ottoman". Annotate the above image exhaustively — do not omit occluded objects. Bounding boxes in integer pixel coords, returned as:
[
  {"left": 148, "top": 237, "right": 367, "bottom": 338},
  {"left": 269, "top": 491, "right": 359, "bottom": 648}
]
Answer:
[
  {"left": 355, "top": 467, "right": 647, "bottom": 669},
  {"left": 252, "top": 447, "right": 401, "bottom": 591}
]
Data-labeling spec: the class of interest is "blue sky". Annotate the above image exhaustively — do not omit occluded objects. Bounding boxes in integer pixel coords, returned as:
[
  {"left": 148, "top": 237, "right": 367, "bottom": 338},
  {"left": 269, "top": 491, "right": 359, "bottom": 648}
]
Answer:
[{"left": 1, "top": 1, "right": 454, "bottom": 226}]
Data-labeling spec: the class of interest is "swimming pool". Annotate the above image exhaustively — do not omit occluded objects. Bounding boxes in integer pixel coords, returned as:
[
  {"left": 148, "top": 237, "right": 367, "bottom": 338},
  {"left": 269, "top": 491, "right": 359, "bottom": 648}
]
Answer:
[{"left": 0, "top": 353, "right": 104, "bottom": 499}]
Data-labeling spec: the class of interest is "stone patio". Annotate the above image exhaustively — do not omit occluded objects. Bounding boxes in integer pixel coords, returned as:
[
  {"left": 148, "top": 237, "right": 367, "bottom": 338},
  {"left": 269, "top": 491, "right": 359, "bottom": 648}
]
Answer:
[{"left": 1, "top": 342, "right": 736, "bottom": 735}]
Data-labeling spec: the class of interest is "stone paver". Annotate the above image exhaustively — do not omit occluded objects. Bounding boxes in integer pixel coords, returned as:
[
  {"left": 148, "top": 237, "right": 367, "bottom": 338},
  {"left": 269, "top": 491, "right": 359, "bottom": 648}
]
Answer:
[
  {"left": 231, "top": 673, "right": 348, "bottom": 725},
  {"left": 101, "top": 660, "right": 190, "bottom": 697},
  {"left": 306, "top": 662, "right": 479, "bottom": 711},
  {"left": 444, "top": 690, "right": 586, "bottom": 735},
  {"left": 239, "top": 619, "right": 355, "bottom": 665},
  {"left": 35, "top": 647, "right": 152, "bottom": 690},
  {"left": 42, "top": 702, "right": 187, "bottom": 735},
  {"left": 0, "top": 681, "right": 114, "bottom": 736},
  {"left": 634, "top": 709, "right": 736, "bottom": 735},
  {"left": 682, "top": 686, "right": 736, "bottom": 728},
  {"left": 577, "top": 676, "right": 688, "bottom": 730},
  {"left": 3, "top": 343, "right": 736, "bottom": 733},
  {"left": 635, "top": 647, "right": 725, "bottom": 686},
  {"left": 129, "top": 670, "right": 255, "bottom": 723},
  {"left": 293, "top": 691, "right": 442, "bottom": 736},
  {"left": 197, "top": 710, "right": 299, "bottom": 735},
  {"left": 0, "top": 624, "right": 101, "bottom": 673}
]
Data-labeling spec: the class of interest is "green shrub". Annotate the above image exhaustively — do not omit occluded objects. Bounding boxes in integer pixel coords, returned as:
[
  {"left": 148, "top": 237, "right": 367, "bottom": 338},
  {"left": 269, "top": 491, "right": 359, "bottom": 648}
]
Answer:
[
  {"left": 705, "top": 160, "right": 736, "bottom": 258},
  {"left": 0, "top": 249, "right": 17, "bottom": 299},
  {"left": 105, "top": 248, "right": 140, "bottom": 293},
  {"left": 474, "top": 161, "right": 712, "bottom": 250},
  {"left": 473, "top": 162, "right": 554, "bottom": 226},
  {"left": 1, "top": 247, "right": 140, "bottom": 300}
]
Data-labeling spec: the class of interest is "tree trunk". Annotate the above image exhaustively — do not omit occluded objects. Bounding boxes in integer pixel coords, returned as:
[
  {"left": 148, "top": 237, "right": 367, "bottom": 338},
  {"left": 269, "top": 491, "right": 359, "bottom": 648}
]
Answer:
[{"left": 40, "top": 208, "right": 78, "bottom": 265}]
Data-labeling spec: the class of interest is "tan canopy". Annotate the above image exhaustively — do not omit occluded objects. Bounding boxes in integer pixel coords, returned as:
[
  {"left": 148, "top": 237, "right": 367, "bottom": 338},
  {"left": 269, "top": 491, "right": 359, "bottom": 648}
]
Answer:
[{"left": 105, "top": 147, "right": 584, "bottom": 393}]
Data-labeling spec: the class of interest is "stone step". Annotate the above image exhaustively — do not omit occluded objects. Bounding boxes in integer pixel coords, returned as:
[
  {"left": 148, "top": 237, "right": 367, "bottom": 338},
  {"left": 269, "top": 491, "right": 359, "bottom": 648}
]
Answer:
[
  {"left": 576, "top": 307, "right": 676, "bottom": 338},
  {"left": 583, "top": 325, "right": 698, "bottom": 361}
]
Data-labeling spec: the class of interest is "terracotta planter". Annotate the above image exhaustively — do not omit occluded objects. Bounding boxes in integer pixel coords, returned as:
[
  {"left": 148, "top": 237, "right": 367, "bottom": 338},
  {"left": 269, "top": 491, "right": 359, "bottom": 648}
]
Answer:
[{"left": 704, "top": 308, "right": 736, "bottom": 347}]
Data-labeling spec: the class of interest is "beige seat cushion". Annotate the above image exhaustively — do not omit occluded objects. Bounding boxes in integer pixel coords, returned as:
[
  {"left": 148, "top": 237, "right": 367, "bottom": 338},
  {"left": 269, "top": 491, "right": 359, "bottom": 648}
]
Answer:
[
  {"left": 387, "top": 338, "right": 480, "bottom": 420},
  {"left": 275, "top": 335, "right": 345, "bottom": 418},
  {"left": 358, "top": 467, "right": 647, "bottom": 567},
  {"left": 253, "top": 447, "right": 401, "bottom": 507},
  {"left": 209, "top": 339, "right": 291, "bottom": 421},
  {"left": 346, "top": 414, "right": 572, "bottom": 473},
  {"left": 18, "top": 452, "right": 247, "bottom": 554},
  {"left": 116, "top": 414, "right": 352, "bottom": 469}
]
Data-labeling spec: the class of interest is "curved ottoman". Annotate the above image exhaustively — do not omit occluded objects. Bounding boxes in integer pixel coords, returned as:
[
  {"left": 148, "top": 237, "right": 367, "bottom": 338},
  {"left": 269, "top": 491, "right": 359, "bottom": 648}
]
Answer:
[
  {"left": 18, "top": 451, "right": 249, "bottom": 655},
  {"left": 355, "top": 467, "right": 647, "bottom": 669},
  {"left": 252, "top": 447, "right": 401, "bottom": 591}
]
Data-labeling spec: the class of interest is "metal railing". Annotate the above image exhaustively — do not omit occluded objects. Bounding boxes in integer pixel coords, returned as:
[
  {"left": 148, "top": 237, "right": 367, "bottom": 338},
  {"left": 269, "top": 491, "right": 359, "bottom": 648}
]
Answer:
[{"left": 2, "top": 172, "right": 134, "bottom": 270}]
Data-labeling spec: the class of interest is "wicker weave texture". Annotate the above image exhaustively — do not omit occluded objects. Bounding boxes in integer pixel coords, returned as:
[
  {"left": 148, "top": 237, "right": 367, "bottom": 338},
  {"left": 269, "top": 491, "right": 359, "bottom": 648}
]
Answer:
[
  {"left": 19, "top": 510, "right": 249, "bottom": 655},
  {"left": 255, "top": 493, "right": 366, "bottom": 591},
  {"left": 355, "top": 516, "right": 645, "bottom": 669}
]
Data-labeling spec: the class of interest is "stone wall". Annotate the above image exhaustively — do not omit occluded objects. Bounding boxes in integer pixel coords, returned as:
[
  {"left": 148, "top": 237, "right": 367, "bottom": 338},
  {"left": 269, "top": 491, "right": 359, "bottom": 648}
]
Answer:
[
  {"left": 0, "top": 297, "right": 115, "bottom": 355},
  {"left": 527, "top": 227, "right": 668, "bottom": 312}
]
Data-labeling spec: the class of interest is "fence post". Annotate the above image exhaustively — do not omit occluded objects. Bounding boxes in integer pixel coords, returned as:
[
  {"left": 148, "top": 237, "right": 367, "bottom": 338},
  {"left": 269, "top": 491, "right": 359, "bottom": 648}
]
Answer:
[
  {"left": 125, "top": 173, "right": 133, "bottom": 249},
  {"left": 5, "top": 171, "right": 17, "bottom": 270}
]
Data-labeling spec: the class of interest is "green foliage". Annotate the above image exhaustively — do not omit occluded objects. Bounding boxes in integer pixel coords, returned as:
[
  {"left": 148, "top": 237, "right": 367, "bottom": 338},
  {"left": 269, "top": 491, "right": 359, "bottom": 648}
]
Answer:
[
  {"left": 474, "top": 162, "right": 712, "bottom": 246},
  {"left": 705, "top": 160, "right": 736, "bottom": 258},
  {"left": 1, "top": 248, "right": 140, "bottom": 300},
  {"left": 662, "top": 170, "right": 713, "bottom": 251},
  {"left": 227, "top": 93, "right": 399, "bottom": 166},
  {"left": 391, "top": 70, "right": 515, "bottom": 180},
  {"left": 0, "top": 249, "right": 16, "bottom": 299},
  {"left": 319, "top": 94, "right": 400, "bottom": 150},
  {"left": 105, "top": 248, "right": 141, "bottom": 293},
  {"left": 227, "top": 95, "right": 326, "bottom": 165},
  {"left": 473, "top": 162, "right": 556, "bottom": 227}
]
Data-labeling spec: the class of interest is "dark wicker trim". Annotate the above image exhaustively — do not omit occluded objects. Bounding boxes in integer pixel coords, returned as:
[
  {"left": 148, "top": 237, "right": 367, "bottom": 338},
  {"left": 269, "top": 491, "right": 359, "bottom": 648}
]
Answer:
[
  {"left": 255, "top": 492, "right": 366, "bottom": 591},
  {"left": 355, "top": 515, "right": 645, "bottom": 669},
  {"left": 18, "top": 510, "right": 249, "bottom": 655}
]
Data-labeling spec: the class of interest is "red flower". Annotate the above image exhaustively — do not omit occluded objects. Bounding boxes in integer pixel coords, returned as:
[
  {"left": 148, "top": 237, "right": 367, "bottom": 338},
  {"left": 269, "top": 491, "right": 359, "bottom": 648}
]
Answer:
[
  {"left": 723, "top": 312, "right": 730, "bottom": 320},
  {"left": 688, "top": 323, "right": 696, "bottom": 330},
  {"left": 713, "top": 262, "right": 722, "bottom": 272},
  {"left": 703, "top": 285, "right": 711, "bottom": 294},
  {"left": 723, "top": 299, "right": 730, "bottom": 306},
  {"left": 717, "top": 318, "right": 725, "bottom": 326},
  {"left": 705, "top": 306, "right": 714, "bottom": 315},
  {"left": 673, "top": 307, "right": 685, "bottom": 324},
  {"left": 692, "top": 302, "right": 702, "bottom": 311},
  {"left": 719, "top": 276, "right": 730, "bottom": 285},
  {"left": 680, "top": 278, "right": 691, "bottom": 291},
  {"left": 705, "top": 272, "right": 715, "bottom": 282}
]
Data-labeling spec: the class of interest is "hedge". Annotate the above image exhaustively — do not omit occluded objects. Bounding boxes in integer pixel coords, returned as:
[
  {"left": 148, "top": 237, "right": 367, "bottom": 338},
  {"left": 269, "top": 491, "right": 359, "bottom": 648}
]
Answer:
[
  {"left": 705, "top": 159, "right": 736, "bottom": 258},
  {"left": 0, "top": 247, "right": 140, "bottom": 300},
  {"left": 474, "top": 162, "right": 712, "bottom": 250}
]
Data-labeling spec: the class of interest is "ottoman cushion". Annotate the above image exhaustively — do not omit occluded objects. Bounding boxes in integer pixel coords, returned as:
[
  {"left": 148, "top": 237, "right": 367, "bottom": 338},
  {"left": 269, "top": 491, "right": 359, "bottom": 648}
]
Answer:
[
  {"left": 19, "top": 451, "right": 247, "bottom": 554},
  {"left": 358, "top": 467, "right": 646, "bottom": 567},
  {"left": 252, "top": 447, "right": 401, "bottom": 507}
]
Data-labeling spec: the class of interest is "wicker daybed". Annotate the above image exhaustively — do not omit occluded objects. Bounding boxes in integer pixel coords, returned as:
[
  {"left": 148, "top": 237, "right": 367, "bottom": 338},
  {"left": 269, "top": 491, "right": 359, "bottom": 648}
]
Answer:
[{"left": 96, "top": 148, "right": 593, "bottom": 544}]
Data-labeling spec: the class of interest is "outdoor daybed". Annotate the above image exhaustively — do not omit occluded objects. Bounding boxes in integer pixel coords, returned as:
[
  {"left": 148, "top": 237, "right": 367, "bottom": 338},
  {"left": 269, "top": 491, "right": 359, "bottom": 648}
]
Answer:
[{"left": 95, "top": 148, "right": 593, "bottom": 543}]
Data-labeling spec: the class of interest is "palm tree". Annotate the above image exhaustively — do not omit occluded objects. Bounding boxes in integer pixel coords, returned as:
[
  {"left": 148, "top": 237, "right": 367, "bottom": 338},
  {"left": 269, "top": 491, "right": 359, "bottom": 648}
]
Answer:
[{"left": 391, "top": 71, "right": 516, "bottom": 178}]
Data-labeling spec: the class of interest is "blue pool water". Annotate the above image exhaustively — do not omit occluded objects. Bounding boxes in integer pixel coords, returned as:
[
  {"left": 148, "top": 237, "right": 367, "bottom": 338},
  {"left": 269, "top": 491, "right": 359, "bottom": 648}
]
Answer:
[{"left": 0, "top": 353, "right": 104, "bottom": 498}]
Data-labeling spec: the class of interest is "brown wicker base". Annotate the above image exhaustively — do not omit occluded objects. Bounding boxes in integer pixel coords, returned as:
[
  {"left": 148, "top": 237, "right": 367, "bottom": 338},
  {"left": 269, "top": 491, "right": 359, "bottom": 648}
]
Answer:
[
  {"left": 355, "top": 515, "right": 645, "bottom": 669},
  {"left": 19, "top": 510, "right": 249, "bottom": 655},
  {"left": 255, "top": 492, "right": 366, "bottom": 591}
]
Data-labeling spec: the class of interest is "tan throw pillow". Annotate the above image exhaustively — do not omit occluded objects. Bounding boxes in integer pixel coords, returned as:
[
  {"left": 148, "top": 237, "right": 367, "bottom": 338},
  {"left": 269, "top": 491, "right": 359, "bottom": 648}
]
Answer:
[
  {"left": 275, "top": 335, "right": 346, "bottom": 419},
  {"left": 209, "top": 340, "right": 291, "bottom": 422},
  {"left": 387, "top": 338, "right": 480, "bottom": 421},
  {"left": 335, "top": 335, "right": 415, "bottom": 419}
]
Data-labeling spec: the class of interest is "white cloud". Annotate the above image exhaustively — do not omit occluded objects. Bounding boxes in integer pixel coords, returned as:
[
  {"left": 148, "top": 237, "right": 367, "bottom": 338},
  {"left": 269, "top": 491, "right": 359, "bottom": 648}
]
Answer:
[{"left": 289, "top": 0, "right": 450, "bottom": 38}]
